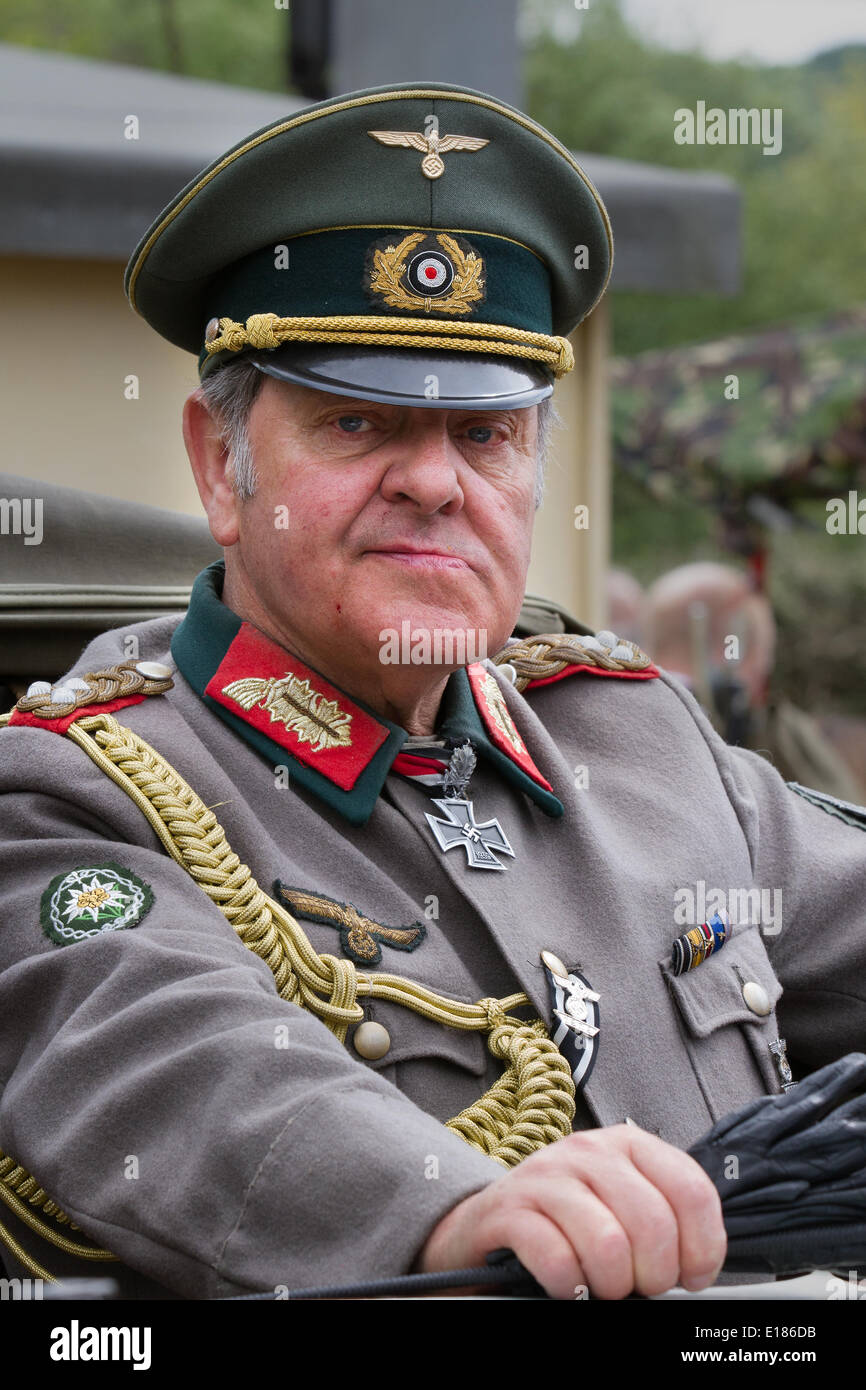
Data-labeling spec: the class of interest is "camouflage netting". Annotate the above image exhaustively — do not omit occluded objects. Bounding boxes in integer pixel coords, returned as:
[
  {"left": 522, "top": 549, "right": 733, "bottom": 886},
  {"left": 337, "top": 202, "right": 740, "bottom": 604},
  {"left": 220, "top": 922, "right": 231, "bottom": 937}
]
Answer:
[
  {"left": 610, "top": 307, "right": 866, "bottom": 723},
  {"left": 611, "top": 305, "right": 866, "bottom": 513}
]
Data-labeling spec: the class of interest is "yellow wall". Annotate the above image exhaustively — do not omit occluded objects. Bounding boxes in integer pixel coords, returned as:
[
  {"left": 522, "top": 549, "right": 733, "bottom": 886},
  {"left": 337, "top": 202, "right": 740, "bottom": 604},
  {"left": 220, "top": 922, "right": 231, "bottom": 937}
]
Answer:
[
  {"left": 531, "top": 301, "right": 611, "bottom": 630},
  {"left": 1, "top": 255, "right": 611, "bottom": 623},
  {"left": 1, "top": 256, "right": 202, "bottom": 514}
]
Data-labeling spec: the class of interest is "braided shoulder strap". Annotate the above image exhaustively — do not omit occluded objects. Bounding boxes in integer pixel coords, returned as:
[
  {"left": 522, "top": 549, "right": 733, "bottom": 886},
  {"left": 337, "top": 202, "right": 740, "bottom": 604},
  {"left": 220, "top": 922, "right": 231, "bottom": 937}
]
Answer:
[{"left": 494, "top": 631, "right": 653, "bottom": 691}]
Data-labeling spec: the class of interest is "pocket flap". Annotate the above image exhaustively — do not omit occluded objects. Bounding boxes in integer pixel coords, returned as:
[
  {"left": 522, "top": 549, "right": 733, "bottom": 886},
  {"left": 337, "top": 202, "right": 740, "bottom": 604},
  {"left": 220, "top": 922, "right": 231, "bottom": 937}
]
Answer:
[
  {"left": 661, "top": 926, "right": 783, "bottom": 1038},
  {"left": 349, "top": 996, "right": 489, "bottom": 1076}
]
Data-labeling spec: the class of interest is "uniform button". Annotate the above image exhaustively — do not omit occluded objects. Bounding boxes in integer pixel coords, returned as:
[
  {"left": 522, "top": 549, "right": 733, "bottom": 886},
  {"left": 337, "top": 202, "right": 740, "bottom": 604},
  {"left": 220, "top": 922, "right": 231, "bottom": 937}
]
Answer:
[
  {"left": 742, "top": 981, "right": 771, "bottom": 1016},
  {"left": 353, "top": 1021, "right": 391, "bottom": 1059},
  {"left": 541, "top": 949, "right": 568, "bottom": 979},
  {"left": 204, "top": 317, "right": 221, "bottom": 343},
  {"left": 135, "top": 661, "right": 172, "bottom": 679}
]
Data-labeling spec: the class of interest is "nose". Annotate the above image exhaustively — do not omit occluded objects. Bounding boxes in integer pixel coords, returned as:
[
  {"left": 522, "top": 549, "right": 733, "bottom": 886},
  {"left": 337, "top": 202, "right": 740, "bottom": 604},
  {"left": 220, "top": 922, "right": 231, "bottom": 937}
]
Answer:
[{"left": 378, "top": 415, "right": 465, "bottom": 515}]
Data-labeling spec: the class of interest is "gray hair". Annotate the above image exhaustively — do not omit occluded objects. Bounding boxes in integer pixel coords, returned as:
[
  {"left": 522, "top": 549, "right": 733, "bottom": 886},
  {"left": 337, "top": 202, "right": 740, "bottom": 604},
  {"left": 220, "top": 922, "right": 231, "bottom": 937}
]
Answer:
[
  {"left": 534, "top": 391, "right": 558, "bottom": 507},
  {"left": 198, "top": 359, "right": 264, "bottom": 502},
  {"left": 198, "top": 359, "right": 558, "bottom": 506}
]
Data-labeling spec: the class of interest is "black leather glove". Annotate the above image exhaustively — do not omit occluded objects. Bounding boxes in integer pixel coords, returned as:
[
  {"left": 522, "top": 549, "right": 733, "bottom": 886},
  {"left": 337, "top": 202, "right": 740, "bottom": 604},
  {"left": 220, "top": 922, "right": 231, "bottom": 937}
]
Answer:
[{"left": 688, "top": 1052, "right": 866, "bottom": 1275}]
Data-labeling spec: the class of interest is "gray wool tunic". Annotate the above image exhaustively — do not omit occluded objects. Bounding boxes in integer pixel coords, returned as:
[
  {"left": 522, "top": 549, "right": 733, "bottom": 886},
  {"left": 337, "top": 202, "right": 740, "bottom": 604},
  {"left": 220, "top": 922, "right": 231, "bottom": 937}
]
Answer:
[{"left": 1, "top": 595, "right": 864, "bottom": 1299}]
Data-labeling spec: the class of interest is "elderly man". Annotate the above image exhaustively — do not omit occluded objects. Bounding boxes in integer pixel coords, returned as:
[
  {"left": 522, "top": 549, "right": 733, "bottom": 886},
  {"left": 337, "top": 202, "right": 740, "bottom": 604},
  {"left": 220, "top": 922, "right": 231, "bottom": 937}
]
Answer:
[{"left": 1, "top": 82, "right": 864, "bottom": 1303}]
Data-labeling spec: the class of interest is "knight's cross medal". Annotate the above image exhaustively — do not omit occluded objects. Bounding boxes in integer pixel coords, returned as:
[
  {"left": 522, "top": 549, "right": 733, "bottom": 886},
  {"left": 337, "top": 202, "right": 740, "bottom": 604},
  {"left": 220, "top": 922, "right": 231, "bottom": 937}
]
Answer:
[
  {"left": 425, "top": 798, "right": 514, "bottom": 871},
  {"left": 423, "top": 741, "right": 515, "bottom": 871}
]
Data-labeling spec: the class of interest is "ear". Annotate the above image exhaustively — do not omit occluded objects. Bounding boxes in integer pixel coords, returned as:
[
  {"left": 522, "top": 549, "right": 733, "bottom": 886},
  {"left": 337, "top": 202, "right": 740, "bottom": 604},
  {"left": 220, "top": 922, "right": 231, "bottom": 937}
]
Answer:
[{"left": 182, "top": 389, "right": 241, "bottom": 547}]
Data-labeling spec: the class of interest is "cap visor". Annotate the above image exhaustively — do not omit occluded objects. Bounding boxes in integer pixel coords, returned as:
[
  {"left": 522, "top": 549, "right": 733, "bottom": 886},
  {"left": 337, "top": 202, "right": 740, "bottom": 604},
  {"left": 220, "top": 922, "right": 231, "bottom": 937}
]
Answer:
[{"left": 246, "top": 344, "right": 553, "bottom": 409}]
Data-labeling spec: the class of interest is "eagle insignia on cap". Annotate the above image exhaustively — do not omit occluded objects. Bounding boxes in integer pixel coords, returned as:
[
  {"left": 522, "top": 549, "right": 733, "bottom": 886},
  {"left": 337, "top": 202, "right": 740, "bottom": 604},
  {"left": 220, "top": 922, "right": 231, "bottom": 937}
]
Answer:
[
  {"left": 367, "top": 232, "right": 484, "bottom": 315},
  {"left": 367, "top": 126, "right": 489, "bottom": 180}
]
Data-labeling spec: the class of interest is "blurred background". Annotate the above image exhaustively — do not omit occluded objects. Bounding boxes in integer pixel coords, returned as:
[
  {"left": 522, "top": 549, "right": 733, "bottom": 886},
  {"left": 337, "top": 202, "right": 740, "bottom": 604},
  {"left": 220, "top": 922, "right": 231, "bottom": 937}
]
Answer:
[{"left": 1, "top": 0, "right": 865, "bottom": 793}]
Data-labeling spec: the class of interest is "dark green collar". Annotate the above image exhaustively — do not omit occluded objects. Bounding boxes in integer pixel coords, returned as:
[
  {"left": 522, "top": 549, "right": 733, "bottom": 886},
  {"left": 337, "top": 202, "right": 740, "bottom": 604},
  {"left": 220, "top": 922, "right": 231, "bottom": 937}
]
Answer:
[{"left": 172, "top": 561, "right": 563, "bottom": 826}]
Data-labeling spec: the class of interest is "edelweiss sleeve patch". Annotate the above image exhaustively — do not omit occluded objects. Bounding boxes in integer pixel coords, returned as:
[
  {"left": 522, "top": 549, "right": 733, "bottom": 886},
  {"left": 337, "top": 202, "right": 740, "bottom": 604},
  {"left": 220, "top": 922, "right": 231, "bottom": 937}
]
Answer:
[{"left": 41, "top": 863, "right": 154, "bottom": 946}]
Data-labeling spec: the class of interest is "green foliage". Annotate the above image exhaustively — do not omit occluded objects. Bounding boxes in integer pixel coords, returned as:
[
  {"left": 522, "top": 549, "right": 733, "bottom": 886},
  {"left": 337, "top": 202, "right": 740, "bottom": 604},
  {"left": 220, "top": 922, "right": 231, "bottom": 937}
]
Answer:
[
  {"left": 525, "top": 0, "right": 866, "bottom": 357},
  {"left": 0, "top": 0, "right": 288, "bottom": 90},
  {"left": 526, "top": 0, "right": 866, "bottom": 713}
]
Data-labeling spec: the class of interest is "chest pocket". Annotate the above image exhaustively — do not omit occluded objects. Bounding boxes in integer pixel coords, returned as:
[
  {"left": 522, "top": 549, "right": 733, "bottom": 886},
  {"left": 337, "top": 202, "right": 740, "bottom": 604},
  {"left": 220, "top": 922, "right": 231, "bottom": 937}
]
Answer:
[
  {"left": 660, "top": 924, "right": 785, "bottom": 1099},
  {"left": 663, "top": 925, "right": 782, "bottom": 1034}
]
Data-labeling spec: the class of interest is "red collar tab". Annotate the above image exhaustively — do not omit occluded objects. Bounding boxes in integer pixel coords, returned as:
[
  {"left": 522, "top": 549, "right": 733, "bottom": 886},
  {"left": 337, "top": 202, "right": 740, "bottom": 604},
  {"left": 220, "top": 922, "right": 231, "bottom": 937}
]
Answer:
[
  {"left": 466, "top": 662, "right": 553, "bottom": 792},
  {"left": 205, "top": 622, "right": 390, "bottom": 792}
]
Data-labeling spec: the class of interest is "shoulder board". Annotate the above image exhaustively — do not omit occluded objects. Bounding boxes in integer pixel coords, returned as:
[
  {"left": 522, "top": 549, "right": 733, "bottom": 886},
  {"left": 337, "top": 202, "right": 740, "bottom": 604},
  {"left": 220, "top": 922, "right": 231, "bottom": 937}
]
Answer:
[
  {"left": 8, "top": 661, "right": 173, "bottom": 734},
  {"left": 490, "top": 631, "right": 659, "bottom": 693},
  {"left": 787, "top": 781, "right": 866, "bottom": 832}
]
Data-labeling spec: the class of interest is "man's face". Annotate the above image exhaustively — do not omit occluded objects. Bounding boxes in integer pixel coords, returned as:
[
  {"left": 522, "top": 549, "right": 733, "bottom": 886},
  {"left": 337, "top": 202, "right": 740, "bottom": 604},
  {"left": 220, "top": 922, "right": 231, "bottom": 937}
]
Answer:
[{"left": 215, "top": 374, "right": 539, "bottom": 715}]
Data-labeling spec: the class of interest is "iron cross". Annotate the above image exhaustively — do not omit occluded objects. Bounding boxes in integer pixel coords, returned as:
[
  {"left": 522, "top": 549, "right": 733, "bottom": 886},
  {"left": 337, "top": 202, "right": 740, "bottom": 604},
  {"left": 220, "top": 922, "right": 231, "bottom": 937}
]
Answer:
[{"left": 424, "top": 798, "right": 515, "bottom": 871}]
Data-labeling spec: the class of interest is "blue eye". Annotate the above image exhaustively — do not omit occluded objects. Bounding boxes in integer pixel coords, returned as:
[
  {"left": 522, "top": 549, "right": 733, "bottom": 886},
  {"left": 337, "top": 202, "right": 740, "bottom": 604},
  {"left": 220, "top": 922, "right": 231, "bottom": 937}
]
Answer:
[
  {"left": 467, "top": 425, "right": 494, "bottom": 443},
  {"left": 337, "top": 416, "right": 366, "bottom": 432}
]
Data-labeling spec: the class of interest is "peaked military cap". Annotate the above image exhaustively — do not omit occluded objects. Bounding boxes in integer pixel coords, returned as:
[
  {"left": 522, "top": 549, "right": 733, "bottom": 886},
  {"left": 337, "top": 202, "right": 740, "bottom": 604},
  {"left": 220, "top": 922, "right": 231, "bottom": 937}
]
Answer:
[{"left": 124, "top": 81, "right": 613, "bottom": 409}]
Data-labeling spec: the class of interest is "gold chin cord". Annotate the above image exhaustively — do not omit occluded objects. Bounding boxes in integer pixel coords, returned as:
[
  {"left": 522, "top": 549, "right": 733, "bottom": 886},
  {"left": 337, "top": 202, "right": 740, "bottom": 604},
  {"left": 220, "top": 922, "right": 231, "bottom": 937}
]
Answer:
[
  {"left": 0, "top": 709, "right": 575, "bottom": 1280},
  {"left": 204, "top": 311, "right": 576, "bottom": 378}
]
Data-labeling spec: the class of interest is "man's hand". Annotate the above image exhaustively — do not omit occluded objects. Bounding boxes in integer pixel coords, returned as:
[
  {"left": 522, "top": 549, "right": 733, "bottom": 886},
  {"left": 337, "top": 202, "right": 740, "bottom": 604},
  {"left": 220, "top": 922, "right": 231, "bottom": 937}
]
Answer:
[{"left": 416, "top": 1125, "right": 726, "bottom": 1300}]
